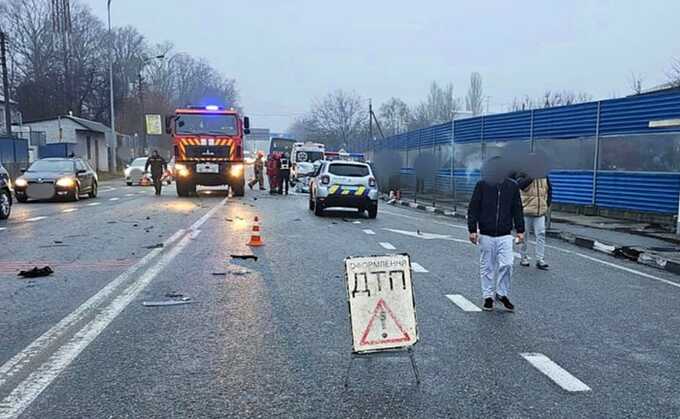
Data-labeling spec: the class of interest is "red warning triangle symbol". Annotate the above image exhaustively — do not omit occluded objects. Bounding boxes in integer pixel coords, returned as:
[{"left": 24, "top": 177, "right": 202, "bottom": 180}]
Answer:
[{"left": 360, "top": 298, "right": 411, "bottom": 346}]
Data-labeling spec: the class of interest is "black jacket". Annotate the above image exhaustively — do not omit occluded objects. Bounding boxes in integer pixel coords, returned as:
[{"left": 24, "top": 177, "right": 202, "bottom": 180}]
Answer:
[
  {"left": 468, "top": 179, "right": 525, "bottom": 236},
  {"left": 145, "top": 156, "right": 167, "bottom": 177}
]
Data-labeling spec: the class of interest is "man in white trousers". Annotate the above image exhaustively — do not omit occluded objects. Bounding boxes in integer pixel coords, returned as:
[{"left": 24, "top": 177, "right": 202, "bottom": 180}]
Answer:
[{"left": 468, "top": 157, "right": 525, "bottom": 312}]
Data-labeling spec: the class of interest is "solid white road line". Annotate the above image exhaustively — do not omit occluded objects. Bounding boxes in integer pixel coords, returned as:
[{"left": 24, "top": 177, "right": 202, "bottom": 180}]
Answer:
[
  {"left": 520, "top": 353, "right": 591, "bottom": 392},
  {"left": 445, "top": 294, "right": 482, "bottom": 312},
  {"left": 0, "top": 197, "right": 228, "bottom": 414},
  {"left": 25, "top": 216, "right": 46, "bottom": 222},
  {"left": 62, "top": 208, "right": 78, "bottom": 213},
  {"left": 363, "top": 229, "right": 375, "bottom": 235},
  {"left": 109, "top": 197, "right": 120, "bottom": 201},
  {"left": 545, "top": 243, "right": 680, "bottom": 290},
  {"left": 411, "top": 262, "right": 428, "bottom": 273},
  {"left": 381, "top": 209, "right": 468, "bottom": 230},
  {"left": 0, "top": 228, "right": 185, "bottom": 390},
  {"left": 86, "top": 202, "right": 101, "bottom": 207},
  {"left": 379, "top": 242, "right": 396, "bottom": 250},
  {"left": 0, "top": 233, "right": 195, "bottom": 419},
  {"left": 190, "top": 229, "right": 202, "bottom": 239}
]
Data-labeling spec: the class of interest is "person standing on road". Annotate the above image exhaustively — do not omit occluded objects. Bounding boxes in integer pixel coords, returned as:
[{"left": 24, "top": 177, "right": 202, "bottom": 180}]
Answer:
[
  {"left": 468, "top": 157, "right": 525, "bottom": 312},
  {"left": 248, "top": 151, "right": 266, "bottom": 190},
  {"left": 517, "top": 173, "right": 552, "bottom": 270},
  {"left": 267, "top": 153, "right": 280, "bottom": 194},
  {"left": 278, "top": 152, "right": 291, "bottom": 195},
  {"left": 145, "top": 150, "right": 167, "bottom": 196}
]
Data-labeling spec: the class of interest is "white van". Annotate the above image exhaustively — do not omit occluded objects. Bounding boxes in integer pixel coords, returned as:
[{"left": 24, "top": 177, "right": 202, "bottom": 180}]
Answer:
[{"left": 291, "top": 142, "right": 325, "bottom": 191}]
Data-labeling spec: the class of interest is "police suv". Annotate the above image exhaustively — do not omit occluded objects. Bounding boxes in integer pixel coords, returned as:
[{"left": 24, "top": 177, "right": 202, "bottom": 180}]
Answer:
[{"left": 309, "top": 160, "right": 379, "bottom": 218}]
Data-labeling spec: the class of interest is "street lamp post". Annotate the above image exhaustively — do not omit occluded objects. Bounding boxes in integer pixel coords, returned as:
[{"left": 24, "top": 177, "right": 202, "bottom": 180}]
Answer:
[{"left": 107, "top": 0, "right": 116, "bottom": 170}]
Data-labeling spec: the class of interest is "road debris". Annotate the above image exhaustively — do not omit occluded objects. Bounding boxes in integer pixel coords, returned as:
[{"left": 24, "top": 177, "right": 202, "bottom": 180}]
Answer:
[
  {"left": 212, "top": 272, "right": 227, "bottom": 276},
  {"left": 54, "top": 240, "right": 63, "bottom": 244},
  {"left": 225, "top": 218, "right": 233, "bottom": 222},
  {"left": 144, "top": 243, "right": 164, "bottom": 249},
  {"left": 142, "top": 300, "right": 191, "bottom": 307},
  {"left": 164, "top": 292, "right": 184, "bottom": 298},
  {"left": 107, "top": 221, "right": 117, "bottom": 224},
  {"left": 230, "top": 254, "right": 258, "bottom": 261},
  {"left": 18, "top": 266, "right": 54, "bottom": 278}
]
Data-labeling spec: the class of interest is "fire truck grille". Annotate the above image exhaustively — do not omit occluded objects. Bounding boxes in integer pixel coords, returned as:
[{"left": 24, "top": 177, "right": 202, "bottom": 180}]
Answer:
[{"left": 184, "top": 145, "right": 230, "bottom": 158}]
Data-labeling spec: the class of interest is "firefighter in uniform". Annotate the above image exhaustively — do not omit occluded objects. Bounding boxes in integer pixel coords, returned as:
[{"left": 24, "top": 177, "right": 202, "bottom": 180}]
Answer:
[
  {"left": 248, "top": 151, "right": 266, "bottom": 190},
  {"left": 145, "top": 150, "right": 168, "bottom": 196}
]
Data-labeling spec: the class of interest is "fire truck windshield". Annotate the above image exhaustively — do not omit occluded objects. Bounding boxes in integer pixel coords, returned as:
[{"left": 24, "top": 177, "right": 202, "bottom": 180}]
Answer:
[{"left": 176, "top": 114, "right": 238, "bottom": 136}]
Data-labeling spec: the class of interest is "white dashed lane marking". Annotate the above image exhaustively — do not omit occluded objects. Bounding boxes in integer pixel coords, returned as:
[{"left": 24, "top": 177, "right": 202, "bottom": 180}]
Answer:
[
  {"left": 411, "top": 262, "right": 428, "bottom": 273},
  {"left": 446, "top": 294, "right": 482, "bottom": 312},
  {"left": 62, "top": 208, "right": 78, "bottom": 213},
  {"left": 520, "top": 353, "right": 591, "bottom": 392},
  {"left": 109, "top": 197, "right": 120, "bottom": 201},
  {"left": 379, "top": 242, "right": 396, "bottom": 250},
  {"left": 86, "top": 202, "right": 101, "bottom": 207},
  {"left": 25, "top": 216, "right": 47, "bottom": 222},
  {"left": 352, "top": 221, "right": 361, "bottom": 224},
  {"left": 362, "top": 229, "right": 375, "bottom": 235},
  {"left": 0, "top": 227, "right": 6, "bottom": 231},
  {"left": 124, "top": 194, "right": 135, "bottom": 197}
]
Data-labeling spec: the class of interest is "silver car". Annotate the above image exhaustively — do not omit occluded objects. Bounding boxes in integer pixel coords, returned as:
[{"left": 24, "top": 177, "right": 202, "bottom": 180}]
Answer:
[
  {"left": 309, "top": 160, "right": 379, "bottom": 218},
  {"left": 124, "top": 157, "right": 152, "bottom": 186}
]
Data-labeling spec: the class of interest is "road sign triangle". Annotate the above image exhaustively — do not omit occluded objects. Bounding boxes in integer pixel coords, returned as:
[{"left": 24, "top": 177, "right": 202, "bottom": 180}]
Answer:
[{"left": 359, "top": 298, "right": 411, "bottom": 346}]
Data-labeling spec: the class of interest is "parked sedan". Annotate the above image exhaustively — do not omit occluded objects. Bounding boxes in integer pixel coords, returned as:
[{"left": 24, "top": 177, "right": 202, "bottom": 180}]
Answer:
[
  {"left": 14, "top": 158, "right": 98, "bottom": 202},
  {"left": 0, "top": 162, "right": 12, "bottom": 219}
]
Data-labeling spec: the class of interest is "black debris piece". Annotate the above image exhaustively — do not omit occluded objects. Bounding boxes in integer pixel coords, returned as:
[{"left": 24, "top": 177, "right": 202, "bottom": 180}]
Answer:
[
  {"left": 107, "top": 221, "right": 117, "bottom": 224},
  {"left": 230, "top": 254, "right": 258, "bottom": 261},
  {"left": 133, "top": 224, "right": 139, "bottom": 227},
  {"left": 212, "top": 272, "right": 227, "bottom": 276},
  {"left": 54, "top": 240, "right": 63, "bottom": 244},
  {"left": 165, "top": 292, "right": 184, "bottom": 298},
  {"left": 146, "top": 216, "right": 151, "bottom": 220},
  {"left": 144, "top": 243, "right": 164, "bottom": 249},
  {"left": 18, "top": 266, "right": 54, "bottom": 278},
  {"left": 225, "top": 218, "right": 233, "bottom": 222},
  {"left": 253, "top": 197, "right": 258, "bottom": 201},
  {"left": 293, "top": 218, "right": 302, "bottom": 222}
]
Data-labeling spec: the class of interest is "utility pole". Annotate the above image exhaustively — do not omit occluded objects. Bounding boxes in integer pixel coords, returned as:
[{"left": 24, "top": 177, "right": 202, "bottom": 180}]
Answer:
[
  {"left": 107, "top": 0, "right": 117, "bottom": 169},
  {"left": 369, "top": 98, "right": 373, "bottom": 146},
  {"left": 0, "top": 32, "right": 12, "bottom": 136},
  {"left": 138, "top": 71, "right": 145, "bottom": 156}
]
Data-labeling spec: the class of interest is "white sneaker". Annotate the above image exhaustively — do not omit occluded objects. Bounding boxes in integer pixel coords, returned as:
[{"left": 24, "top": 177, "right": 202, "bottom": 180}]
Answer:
[{"left": 520, "top": 257, "right": 530, "bottom": 267}]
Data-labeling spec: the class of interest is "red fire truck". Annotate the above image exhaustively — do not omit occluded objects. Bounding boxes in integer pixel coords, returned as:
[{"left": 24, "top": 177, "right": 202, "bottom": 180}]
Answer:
[{"left": 165, "top": 106, "right": 250, "bottom": 197}]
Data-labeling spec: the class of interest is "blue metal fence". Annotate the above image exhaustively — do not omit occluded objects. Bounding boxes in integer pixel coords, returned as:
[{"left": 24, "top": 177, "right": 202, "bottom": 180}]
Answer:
[{"left": 369, "top": 92, "right": 680, "bottom": 215}]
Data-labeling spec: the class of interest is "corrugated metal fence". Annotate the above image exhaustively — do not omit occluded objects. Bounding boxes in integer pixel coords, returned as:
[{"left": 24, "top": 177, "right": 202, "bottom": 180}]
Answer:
[{"left": 369, "top": 92, "right": 680, "bottom": 215}]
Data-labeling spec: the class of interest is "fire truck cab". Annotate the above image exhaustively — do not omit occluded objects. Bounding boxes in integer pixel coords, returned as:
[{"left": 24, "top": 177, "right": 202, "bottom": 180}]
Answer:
[{"left": 166, "top": 106, "right": 250, "bottom": 197}]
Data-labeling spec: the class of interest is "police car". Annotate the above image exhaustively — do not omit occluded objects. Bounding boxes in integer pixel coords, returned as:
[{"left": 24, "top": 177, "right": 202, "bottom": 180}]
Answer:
[{"left": 309, "top": 160, "right": 379, "bottom": 218}]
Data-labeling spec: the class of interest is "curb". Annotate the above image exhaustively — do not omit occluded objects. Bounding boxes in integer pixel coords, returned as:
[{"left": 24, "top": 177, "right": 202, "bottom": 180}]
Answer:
[{"left": 381, "top": 194, "right": 680, "bottom": 276}]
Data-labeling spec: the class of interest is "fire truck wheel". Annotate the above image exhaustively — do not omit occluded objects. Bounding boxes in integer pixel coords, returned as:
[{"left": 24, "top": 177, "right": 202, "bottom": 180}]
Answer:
[
  {"left": 176, "top": 180, "right": 189, "bottom": 197},
  {"left": 232, "top": 181, "right": 245, "bottom": 197}
]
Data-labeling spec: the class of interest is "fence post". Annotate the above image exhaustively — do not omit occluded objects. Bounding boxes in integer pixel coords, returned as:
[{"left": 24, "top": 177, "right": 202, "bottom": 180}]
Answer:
[
  {"left": 450, "top": 120, "right": 455, "bottom": 205},
  {"left": 480, "top": 116, "right": 486, "bottom": 160},
  {"left": 529, "top": 109, "right": 535, "bottom": 152},
  {"left": 592, "top": 101, "right": 602, "bottom": 207}
]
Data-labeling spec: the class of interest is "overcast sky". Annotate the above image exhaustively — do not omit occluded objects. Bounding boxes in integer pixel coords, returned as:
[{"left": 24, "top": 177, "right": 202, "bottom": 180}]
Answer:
[{"left": 88, "top": 0, "right": 680, "bottom": 132}]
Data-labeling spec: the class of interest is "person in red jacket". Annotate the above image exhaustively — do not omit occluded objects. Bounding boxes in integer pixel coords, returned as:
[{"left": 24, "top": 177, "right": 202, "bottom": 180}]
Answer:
[{"left": 267, "top": 152, "right": 281, "bottom": 194}]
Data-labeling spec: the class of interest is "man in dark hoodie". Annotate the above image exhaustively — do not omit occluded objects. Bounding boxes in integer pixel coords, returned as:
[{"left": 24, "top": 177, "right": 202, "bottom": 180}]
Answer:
[{"left": 467, "top": 157, "right": 525, "bottom": 312}]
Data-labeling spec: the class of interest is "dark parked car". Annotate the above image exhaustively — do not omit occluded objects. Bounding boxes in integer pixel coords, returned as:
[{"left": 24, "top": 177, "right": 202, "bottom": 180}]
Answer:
[
  {"left": 0, "top": 162, "right": 11, "bottom": 219},
  {"left": 14, "top": 158, "right": 98, "bottom": 202}
]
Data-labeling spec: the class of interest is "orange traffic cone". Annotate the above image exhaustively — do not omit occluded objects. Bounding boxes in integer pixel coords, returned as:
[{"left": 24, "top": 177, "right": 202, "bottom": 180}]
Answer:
[{"left": 247, "top": 216, "right": 264, "bottom": 247}]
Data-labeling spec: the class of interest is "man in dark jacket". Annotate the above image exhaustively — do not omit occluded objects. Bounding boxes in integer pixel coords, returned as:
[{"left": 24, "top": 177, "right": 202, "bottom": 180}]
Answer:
[
  {"left": 145, "top": 150, "right": 167, "bottom": 196},
  {"left": 468, "top": 157, "right": 525, "bottom": 312},
  {"left": 278, "top": 152, "right": 291, "bottom": 195}
]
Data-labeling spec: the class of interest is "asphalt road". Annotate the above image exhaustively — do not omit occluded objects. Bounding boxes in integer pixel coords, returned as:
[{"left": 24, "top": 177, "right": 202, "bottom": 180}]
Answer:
[{"left": 1, "top": 181, "right": 680, "bottom": 418}]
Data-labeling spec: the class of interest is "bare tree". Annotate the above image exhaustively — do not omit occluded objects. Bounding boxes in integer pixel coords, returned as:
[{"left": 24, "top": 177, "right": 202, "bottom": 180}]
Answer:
[
  {"left": 306, "top": 90, "right": 366, "bottom": 150},
  {"left": 629, "top": 72, "right": 644, "bottom": 94},
  {"left": 509, "top": 96, "right": 535, "bottom": 112},
  {"left": 409, "top": 81, "right": 459, "bottom": 129},
  {"left": 669, "top": 58, "right": 680, "bottom": 87},
  {"left": 465, "top": 72, "right": 484, "bottom": 116},
  {"left": 378, "top": 97, "right": 410, "bottom": 136}
]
